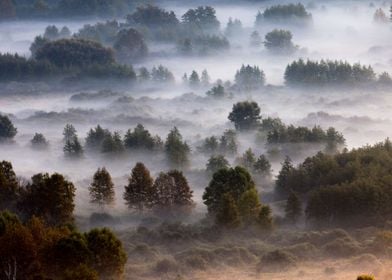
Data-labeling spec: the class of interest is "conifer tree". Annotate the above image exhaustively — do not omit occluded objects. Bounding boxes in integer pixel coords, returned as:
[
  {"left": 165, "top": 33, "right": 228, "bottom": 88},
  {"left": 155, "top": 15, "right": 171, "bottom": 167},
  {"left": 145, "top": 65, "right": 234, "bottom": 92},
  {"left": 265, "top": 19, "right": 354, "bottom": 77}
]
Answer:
[
  {"left": 89, "top": 167, "right": 115, "bottom": 207},
  {"left": 123, "top": 162, "right": 154, "bottom": 212},
  {"left": 285, "top": 190, "right": 302, "bottom": 223}
]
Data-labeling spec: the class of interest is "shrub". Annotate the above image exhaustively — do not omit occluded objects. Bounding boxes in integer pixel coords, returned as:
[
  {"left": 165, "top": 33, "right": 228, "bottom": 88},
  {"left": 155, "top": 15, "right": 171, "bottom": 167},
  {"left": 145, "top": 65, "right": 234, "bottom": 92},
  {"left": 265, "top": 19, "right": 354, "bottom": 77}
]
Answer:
[{"left": 257, "top": 250, "right": 297, "bottom": 272}]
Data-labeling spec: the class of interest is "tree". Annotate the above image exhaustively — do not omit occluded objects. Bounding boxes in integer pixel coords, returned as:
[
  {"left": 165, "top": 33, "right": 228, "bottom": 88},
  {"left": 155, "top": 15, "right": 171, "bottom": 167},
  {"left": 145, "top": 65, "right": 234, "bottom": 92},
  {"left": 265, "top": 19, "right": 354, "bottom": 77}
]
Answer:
[
  {"left": 238, "top": 189, "right": 261, "bottom": 225},
  {"left": 235, "top": 65, "right": 265, "bottom": 91},
  {"left": 85, "top": 125, "right": 110, "bottom": 151},
  {"left": 127, "top": 5, "right": 179, "bottom": 27},
  {"left": 275, "top": 156, "right": 293, "bottom": 196},
  {"left": 250, "top": 31, "right": 262, "bottom": 47},
  {"left": 30, "top": 36, "right": 50, "bottom": 58},
  {"left": 206, "top": 155, "right": 229, "bottom": 174},
  {"left": 225, "top": 18, "right": 243, "bottom": 37},
  {"left": 257, "top": 205, "right": 273, "bottom": 230},
  {"left": 285, "top": 190, "right": 302, "bottom": 223},
  {"left": 89, "top": 168, "right": 115, "bottom": 208},
  {"left": 203, "top": 166, "right": 255, "bottom": 214},
  {"left": 201, "top": 69, "right": 210, "bottom": 86},
  {"left": 198, "top": 136, "right": 219, "bottom": 154},
  {"left": 0, "top": 161, "right": 19, "bottom": 211},
  {"left": 237, "top": 148, "right": 256, "bottom": 171},
  {"left": 206, "top": 84, "right": 229, "bottom": 98},
  {"left": 85, "top": 228, "right": 127, "bottom": 279},
  {"left": 165, "top": 127, "right": 190, "bottom": 169},
  {"left": 101, "top": 132, "right": 124, "bottom": 154},
  {"left": 63, "top": 124, "right": 77, "bottom": 143},
  {"left": 264, "top": 29, "right": 296, "bottom": 54},
  {"left": 215, "top": 193, "right": 241, "bottom": 228},
  {"left": 254, "top": 155, "right": 272, "bottom": 176},
  {"left": 228, "top": 101, "right": 261, "bottom": 131},
  {"left": 189, "top": 70, "right": 200, "bottom": 88},
  {"left": 374, "top": 8, "right": 388, "bottom": 24},
  {"left": 18, "top": 173, "right": 76, "bottom": 226},
  {"left": 167, "top": 170, "right": 194, "bottom": 214},
  {"left": 0, "top": 114, "right": 17, "bottom": 141},
  {"left": 219, "top": 129, "right": 237, "bottom": 154},
  {"left": 182, "top": 6, "right": 220, "bottom": 34},
  {"left": 44, "top": 25, "right": 60, "bottom": 40},
  {"left": 113, "top": 28, "right": 148, "bottom": 61},
  {"left": 123, "top": 162, "right": 154, "bottom": 212},
  {"left": 64, "top": 136, "right": 83, "bottom": 158},
  {"left": 152, "top": 172, "right": 175, "bottom": 216},
  {"left": 151, "top": 65, "right": 175, "bottom": 83},
  {"left": 124, "top": 124, "right": 156, "bottom": 150},
  {"left": 31, "top": 133, "right": 49, "bottom": 149}
]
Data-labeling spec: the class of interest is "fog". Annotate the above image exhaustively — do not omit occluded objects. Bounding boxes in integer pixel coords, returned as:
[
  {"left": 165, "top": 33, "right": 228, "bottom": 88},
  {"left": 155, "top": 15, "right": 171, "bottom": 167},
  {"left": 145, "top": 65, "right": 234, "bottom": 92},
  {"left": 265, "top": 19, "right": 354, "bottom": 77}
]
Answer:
[{"left": 1, "top": 1, "right": 392, "bottom": 278}]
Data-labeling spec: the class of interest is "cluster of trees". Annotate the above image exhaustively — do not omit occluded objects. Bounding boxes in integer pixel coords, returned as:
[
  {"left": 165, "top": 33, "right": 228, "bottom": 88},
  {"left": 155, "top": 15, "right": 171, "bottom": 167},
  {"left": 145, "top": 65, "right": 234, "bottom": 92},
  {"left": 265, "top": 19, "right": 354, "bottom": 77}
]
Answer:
[
  {"left": 63, "top": 124, "right": 190, "bottom": 168},
  {"left": 284, "top": 59, "right": 377, "bottom": 86},
  {"left": 136, "top": 65, "right": 175, "bottom": 84},
  {"left": 234, "top": 65, "right": 265, "bottom": 91},
  {"left": 236, "top": 149, "right": 272, "bottom": 177},
  {"left": 198, "top": 129, "right": 238, "bottom": 156},
  {"left": 264, "top": 29, "right": 297, "bottom": 54},
  {"left": 2, "top": 37, "right": 137, "bottom": 82},
  {"left": 264, "top": 121, "right": 345, "bottom": 148},
  {"left": 256, "top": 3, "right": 312, "bottom": 26},
  {"left": 276, "top": 140, "right": 392, "bottom": 226},
  {"left": 0, "top": 162, "right": 127, "bottom": 279},
  {"left": 0, "top": 115, "right": 17, "bottom": 142},
  {"left": 182, "top": 69, "right": 210, "bottom": 88},
  {"left": 123, "top": 163, "right": 194, "bottom": 217},
  {"left": 124, "top": 5, "right": 230, "bottom": 55},
  {"left": 203, "top": 166, "right": 273, "bottom": 229}
]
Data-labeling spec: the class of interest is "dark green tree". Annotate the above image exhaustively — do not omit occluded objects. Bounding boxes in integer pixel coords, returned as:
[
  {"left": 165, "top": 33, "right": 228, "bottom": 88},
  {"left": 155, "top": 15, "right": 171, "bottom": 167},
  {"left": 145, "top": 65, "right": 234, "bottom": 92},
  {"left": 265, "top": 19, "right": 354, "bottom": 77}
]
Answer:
[
  {"left": 0, "top": 161, "right": 19, "bottom": 211},
  {"left": 63, "top": 124, "right": 76, "bottom": 143},
  {"left": 284, "top": 190, "right": 302, "bottom": 223},
  {"left": 114, "top": 28, "right": 148, "bottom": 60},
  {"left": 203, "top": 166, "right": 255, "bottom": 213},
  {"left": 235, "top": 65, "right": 265, "bottom": 91},
  {"left": 64, "top": 136, "right": 83, "bottom": 158},
  {"left": 31, "top": 133, "right": 49, "bottom": 149},
  {"left": 85, "top": 125, "right": 110, "bottom": 151},
  {"left": 275, "top": 156, "right": 293, "bottom": 196},
  {"left": 228, "top": 101, "right": 261, "bottom": 131},
  {"left": 264, "top": 29, "right": 296, "bottom": 54},
  {"left": 254, "top": 155, "right": 272, "bottom": 176},
  {"left": 18, "top": 173, "right": 76, "bottom": 226},
  {"left": 206, "top": 155, "right": 230, "bottom": 174},
  {"left": 124, "top": 124, "right": 156, "bottom": 150},
  {"left": 165, "top": 127, "right": 190, "bottom": 169},
  {"left": 0, "top": 114, "right": 17, "bottom": 141}
]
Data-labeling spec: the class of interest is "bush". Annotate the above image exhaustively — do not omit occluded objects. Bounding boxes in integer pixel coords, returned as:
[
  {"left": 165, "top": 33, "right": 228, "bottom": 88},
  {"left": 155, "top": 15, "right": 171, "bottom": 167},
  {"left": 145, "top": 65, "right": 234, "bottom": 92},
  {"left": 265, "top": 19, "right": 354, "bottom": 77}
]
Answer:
[
  {"left": 323, "top": 237, "right": 361, "bottom": 258},
  {"left": 357, "top": 275, "right": 375, "bottom": 280},
  {"left": 155, "top": 258, "right": 179, "bottom": 274},
  {"left": 257, "top": 250, "right": 297, "bottom": 272}
]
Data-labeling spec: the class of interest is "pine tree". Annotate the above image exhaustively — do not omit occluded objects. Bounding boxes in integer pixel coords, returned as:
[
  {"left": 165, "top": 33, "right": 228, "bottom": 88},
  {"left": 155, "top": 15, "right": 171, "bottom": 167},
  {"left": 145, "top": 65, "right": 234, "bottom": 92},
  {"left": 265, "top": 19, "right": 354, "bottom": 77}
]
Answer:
[
  {"left": 276, "top": 156, "right": 293, "bottom": 196},
  {"left": 89, "top": 168, "right": 115, "bottom": 208},
  {"left": 63, "top": 136, "right": 83, "bottom": 158},
  {"left": 216, "top": 193, "right": 241, "bottom": 228},
  {"left": 201, "top": 69, "right": 210, "bottom": 87},
  {"left": 254, "top": 155, "right": 272, "bottom": 176},
  {"left": 285, "top": 190, "right": 302, "bottom": 223},
  {"left": 63, "top": 124, "right": 77, "bottom": 143},
  {"left": 123, "top": 162, "right": 154, "bottom": 212},
  {"left": 165, "top": 127, "right": 190, "bottom": 169},
  {"left": 189, "top": 70, "right": 200, "bottom": 88}
]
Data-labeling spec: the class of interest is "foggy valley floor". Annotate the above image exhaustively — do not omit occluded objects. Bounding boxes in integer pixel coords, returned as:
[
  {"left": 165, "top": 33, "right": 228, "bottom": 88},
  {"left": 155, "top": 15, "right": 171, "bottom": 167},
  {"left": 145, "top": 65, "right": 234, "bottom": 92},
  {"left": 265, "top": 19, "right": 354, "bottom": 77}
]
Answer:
[{"left": 1, "top": 0, "right": 392, "bottom": 279}]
